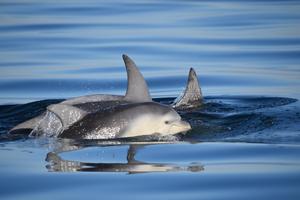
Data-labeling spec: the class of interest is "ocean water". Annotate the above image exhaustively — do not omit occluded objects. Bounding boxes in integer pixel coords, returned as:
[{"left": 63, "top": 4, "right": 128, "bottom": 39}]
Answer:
[{"left": 1, "top": 0, "right": 300, "bottom": 199}]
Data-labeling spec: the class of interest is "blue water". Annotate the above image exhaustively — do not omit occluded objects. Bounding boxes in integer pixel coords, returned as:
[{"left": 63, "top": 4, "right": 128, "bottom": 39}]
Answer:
[{"left": 1, "top": 0, "right": 300, "bottom": 199}]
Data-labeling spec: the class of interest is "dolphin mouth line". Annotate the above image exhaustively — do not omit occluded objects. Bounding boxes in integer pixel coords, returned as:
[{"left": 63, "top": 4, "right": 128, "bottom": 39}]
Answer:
[{"left": 169, "top": 120, "right": 192, "bottom": 134}]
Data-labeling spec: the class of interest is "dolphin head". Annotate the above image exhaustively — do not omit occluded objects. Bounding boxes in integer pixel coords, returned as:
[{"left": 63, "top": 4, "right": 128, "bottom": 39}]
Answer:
[
  {"left": 158, "top": 109, "right": 191, "bottom": 136},
  {"left": 121, "top": 102, "right": 191, "bottom": 138}
]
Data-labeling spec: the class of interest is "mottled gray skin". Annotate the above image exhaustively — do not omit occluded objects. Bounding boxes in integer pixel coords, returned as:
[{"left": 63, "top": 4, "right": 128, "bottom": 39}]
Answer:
[{"left": 60, "top": 102, "right": 173, "bottom": 139}]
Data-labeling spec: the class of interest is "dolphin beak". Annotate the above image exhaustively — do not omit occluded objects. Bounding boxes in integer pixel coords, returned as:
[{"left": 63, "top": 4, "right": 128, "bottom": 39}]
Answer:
[
  {"left": 171, "top": 120, "right": 191, "bottom": 133},
  {"left": 180, "top": 120, "right": 192, "bottom": 132}
]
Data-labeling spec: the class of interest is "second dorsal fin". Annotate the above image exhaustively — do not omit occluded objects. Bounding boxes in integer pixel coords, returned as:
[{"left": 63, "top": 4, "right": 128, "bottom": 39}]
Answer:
[
  {"left": 173, "top": 68, "right": 203, "bottom": 109},
  {"left": 122, "top": 54, "right": 152, "bottom": 102}
]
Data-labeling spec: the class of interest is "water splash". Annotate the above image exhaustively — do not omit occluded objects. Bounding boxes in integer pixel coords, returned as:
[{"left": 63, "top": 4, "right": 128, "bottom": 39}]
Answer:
[{"left": 29, "top": 111, "right": 62, "bottom": 138}]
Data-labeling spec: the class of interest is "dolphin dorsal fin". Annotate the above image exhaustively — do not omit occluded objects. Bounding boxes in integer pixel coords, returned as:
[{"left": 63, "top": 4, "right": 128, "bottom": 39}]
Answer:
[
  {"left": 47, "top": 104, "right": 87, "bottom": 129},
  {"left": 122, "top": 54, "right": 152, "bottom": 102},
  {"left": 173, "top": 68, "right": 203, "bottom": 109}
]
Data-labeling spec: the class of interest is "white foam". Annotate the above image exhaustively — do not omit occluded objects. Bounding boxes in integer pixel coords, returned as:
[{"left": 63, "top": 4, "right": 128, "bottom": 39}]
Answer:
[{"left": 29, "top": 111, "right": 63, "bottom": 138}]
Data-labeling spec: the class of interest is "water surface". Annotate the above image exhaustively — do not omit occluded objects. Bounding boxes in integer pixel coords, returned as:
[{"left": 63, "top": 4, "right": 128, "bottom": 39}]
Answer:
[{"left": 0, "top": 0, "right": 300, "bottom": 199}]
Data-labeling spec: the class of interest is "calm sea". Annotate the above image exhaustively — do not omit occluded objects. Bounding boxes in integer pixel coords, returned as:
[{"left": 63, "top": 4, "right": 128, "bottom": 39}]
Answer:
[{"left": 0, "top": 0, "right": 300, "bottom": 199}]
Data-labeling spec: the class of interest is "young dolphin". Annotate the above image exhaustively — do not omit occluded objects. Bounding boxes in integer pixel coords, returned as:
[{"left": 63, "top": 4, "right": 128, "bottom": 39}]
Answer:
[
  {"left": 49, "top": 101, "right": 191, "bottom": 139},
  {"left": 10, "top": 55, "right": 192, "bottom": 139}
]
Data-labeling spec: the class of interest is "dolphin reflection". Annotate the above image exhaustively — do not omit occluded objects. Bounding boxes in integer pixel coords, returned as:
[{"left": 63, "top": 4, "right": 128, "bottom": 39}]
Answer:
[{"left": 45, "top": 144, "right": 204, "bottom": 174}]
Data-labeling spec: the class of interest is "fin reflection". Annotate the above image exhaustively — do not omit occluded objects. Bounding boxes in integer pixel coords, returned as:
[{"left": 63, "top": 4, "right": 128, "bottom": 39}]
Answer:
[{"left": 45, "top": 144, "right": 204, "bottom": 174}]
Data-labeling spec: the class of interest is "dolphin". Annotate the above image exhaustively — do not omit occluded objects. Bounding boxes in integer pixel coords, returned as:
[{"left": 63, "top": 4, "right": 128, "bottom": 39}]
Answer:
[
  {"left": 9, "top": 55, "right": 201, "bottom": 138},
  {"left": 48, "top": 101, "right": 190, "bottom": 139}
]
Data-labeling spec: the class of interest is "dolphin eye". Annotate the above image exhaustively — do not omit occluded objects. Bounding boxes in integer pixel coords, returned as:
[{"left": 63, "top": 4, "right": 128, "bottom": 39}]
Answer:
[{"left": 165, "top": 121, "right": 169, "bottom": 124}]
